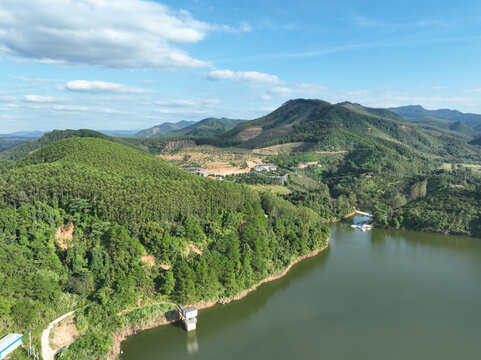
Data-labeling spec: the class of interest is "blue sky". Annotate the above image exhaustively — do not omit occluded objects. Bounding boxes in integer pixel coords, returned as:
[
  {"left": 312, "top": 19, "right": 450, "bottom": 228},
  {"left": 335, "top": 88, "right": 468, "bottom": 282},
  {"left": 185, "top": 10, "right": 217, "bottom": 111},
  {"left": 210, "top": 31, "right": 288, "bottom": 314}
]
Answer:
[{"left": 0, "top": 0, "right": 480, "bottom": 132}]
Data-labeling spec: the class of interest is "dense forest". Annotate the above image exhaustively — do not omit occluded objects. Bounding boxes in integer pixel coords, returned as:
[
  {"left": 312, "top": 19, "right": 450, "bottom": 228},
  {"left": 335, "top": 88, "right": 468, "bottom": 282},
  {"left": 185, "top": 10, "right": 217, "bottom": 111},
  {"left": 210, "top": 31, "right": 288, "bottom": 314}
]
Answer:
[
  {"left": 0, "top": 137, "right": 328, "bottom": 359},
  {"left": 1, "top": 98, "right": 481, "bottom": 359},
  {"left": 0, "top": 129, "right": 140, "bottom": 161}
]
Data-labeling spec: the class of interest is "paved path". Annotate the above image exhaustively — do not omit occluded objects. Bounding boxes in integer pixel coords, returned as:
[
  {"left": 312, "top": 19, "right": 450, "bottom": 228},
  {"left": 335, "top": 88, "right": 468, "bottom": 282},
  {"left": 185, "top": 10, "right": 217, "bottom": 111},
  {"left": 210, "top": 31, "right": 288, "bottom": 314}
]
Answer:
[{"left": 41, "top": 310, "right": 77, "bottom": 360}]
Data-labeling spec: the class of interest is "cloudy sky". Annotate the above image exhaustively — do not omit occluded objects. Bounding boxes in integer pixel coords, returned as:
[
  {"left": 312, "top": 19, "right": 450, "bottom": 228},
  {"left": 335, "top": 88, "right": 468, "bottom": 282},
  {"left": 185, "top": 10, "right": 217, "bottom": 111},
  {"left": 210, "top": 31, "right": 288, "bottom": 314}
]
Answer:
[{"left": 1, "top": 0, "right": 481, "bottom": 132}]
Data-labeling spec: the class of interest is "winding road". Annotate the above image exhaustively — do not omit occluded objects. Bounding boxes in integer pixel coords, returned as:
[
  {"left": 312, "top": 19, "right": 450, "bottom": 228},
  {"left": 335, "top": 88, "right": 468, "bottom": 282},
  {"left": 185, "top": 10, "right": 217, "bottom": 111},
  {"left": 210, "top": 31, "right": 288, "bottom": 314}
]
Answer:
[{"left": 41, "top": 310, "right": 77, "bottom": 360}]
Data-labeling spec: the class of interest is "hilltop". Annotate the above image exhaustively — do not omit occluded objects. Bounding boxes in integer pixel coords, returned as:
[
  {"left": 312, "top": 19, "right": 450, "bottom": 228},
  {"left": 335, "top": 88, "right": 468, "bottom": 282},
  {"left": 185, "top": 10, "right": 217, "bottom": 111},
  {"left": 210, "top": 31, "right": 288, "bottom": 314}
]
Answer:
[
  {"left": 135, "top": 118, "right": 246, "bottom": 138},
  {"left": 134, "top": 120, "right": 195, "bottom": 138},
  {"left": 3, "top": 137, "right": 258, "bottom": 222},
  {"left": 202, "top": 99, "right": 480, "bottom": 163},
  {"left": 173, "top": 117, "right": 246, "bottom": 137},
  {"left": 0, "top": 129, "right": 139, "bottom": 161}
]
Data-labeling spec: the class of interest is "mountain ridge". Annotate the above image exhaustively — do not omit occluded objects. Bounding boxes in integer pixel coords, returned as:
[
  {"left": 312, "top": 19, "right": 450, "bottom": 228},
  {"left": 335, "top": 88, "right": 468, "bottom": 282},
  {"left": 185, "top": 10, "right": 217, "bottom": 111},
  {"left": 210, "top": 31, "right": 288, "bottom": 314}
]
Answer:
[
  {"left": 388, "top": 105, "right": 481, "bottom": 130},
  {"left": 200, "top": 99, "right": 480, "bottom": 163},
  {"left": 134, "top": 118, "right": 246, "bottom": 138}
]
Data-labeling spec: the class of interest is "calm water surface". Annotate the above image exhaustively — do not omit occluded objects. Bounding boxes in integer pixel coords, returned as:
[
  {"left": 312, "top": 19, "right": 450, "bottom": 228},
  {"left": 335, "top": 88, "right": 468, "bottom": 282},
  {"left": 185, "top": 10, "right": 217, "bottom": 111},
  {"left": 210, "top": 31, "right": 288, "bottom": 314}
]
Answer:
[{"left": 121, "top": 221, "right": 481, "bottom": 359}]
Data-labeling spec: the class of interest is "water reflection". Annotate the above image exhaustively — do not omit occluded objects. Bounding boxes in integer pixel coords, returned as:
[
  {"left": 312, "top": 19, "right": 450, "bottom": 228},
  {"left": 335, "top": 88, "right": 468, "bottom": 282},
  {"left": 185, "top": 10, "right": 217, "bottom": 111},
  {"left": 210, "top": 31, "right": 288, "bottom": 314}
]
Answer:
[
  {"left": 186, "top": 332, "right": 199, "bottom": 355},
  {"left": 198, "top": 245, "right": 331, "bottom": 336},
  {"left": 122, "top": 223, "right": 481, "bottom": 360}
]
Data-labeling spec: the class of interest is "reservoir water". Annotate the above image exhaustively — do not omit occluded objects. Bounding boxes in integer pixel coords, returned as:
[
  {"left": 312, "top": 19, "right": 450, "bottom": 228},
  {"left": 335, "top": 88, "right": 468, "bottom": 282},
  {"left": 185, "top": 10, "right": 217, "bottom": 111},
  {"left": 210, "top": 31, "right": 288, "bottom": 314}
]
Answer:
[{"left": 121, "top": 220, "right": 481, "bottom": 359}]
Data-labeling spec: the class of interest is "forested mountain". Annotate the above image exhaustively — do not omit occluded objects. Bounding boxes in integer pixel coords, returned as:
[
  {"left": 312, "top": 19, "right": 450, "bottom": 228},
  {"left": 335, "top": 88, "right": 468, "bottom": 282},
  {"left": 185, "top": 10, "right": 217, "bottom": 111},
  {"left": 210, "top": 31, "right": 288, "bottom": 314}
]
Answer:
[
  {"left": 203, "top": 99, "right": 480, "bottom": 163},
  {"left": 0, "top": 129, "right": 139, "bottom": 161},
  {"left": 388, "top": 105, "right": 481, "bottom": 130},
  {"left": 1, "top": 98, "right": 480, "bottom": 359},
  {"left": 172, "top": 117, "right": 246, "bottom": 137},
  {"left": 99, "top": 129, "right": 140, "bottom": 137},
  {"left": 0, "top": 130, "right": 44, "bottom": 138},
  {"left": 0, "top": 137, "right": 328, "bottom": 359},
  {"left": 380, "top": 166, "right": 481, "bottom": 237},
  {"left": 469, "top": 136, "right": 481, "bottom": 146},
  {"left": 135, "top": 118, "right": 246, "bottom": 138},
  {"left": 338, "top": 102, "right": 404, "bottom": 121},
  {"left": 134, "top": 120, "right": 195, "bottom": 138},
  {"left": 0, "top": 136, "right": 36, "bottom": 153}
]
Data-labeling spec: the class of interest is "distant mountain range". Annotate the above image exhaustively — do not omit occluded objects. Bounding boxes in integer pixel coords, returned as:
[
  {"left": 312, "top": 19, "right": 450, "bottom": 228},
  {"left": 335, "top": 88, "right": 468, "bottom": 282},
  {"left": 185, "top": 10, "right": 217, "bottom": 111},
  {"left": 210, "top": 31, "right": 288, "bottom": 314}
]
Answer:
[
  {"left": 134, "top": 120, "right": 196, "bottom": 138},
  {"left": 184, "top": 99, "right": 481, "bottom": 165},
  {"left": 388, "top": 105, "right": 481, "bottom": 132},
  {"left": 0, "top": 130, "right": 45, "bottom": 138},
  {"left": 134, "top": 118, "right": 246, "bottom": 138},
  {"left": 99, "top": 129, "right": 141, "bottom": 137},
  {"left": 470, "top": 136, "right": 481, "bottom": 146},
  {"left": 0, "top": 129, "right": 138, "bottom": 161},
  {"left": 0, "top": 131, "right": 45, "bottom": 153},
  {"left": 2, "top": 101, "right": 481, "bottom": 161}
]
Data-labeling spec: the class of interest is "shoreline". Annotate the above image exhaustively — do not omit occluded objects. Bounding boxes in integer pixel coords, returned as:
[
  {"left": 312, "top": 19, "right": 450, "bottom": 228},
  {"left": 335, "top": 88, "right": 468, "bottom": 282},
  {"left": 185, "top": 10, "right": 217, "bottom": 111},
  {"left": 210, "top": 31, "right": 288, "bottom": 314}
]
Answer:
[{"left": 109, "top": 238, "right": 330, "bottom": 359}]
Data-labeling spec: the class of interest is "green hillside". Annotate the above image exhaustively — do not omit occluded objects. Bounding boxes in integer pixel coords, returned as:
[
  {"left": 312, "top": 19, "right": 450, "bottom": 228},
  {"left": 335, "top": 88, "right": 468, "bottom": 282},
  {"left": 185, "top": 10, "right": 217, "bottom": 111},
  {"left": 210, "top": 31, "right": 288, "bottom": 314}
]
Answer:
[
  {"left": 388, "top": 105, "right": 481, "bottom": 130},
  {"left": 173, "top": 117, "right": 246, "bottom": 137},
  {"left": 339, "top": 101, "right": 405, "bottom": 121},
  {"left": 0, "top": 136, "right": 35, "bottom": 153},
  {"left": 134, "top": 118, "right": 247, "bottom": 138},
  {"left": 207, "top": 99, "right": 480, "bottom": 163},
  {"left": 410, "top": 115, "right": 453, "bottom": 129},
  {"left": 134, "top": 120, "right": 195, "bottom": 138},
  {"left": 469, "top": 136, "right": 481, "bottom": 146},
  {"left": 383, "top": 167, "right": 481, "bottom": 237},
  {"left": 398, "top": 116, "right": 478, "bottom": 138},
  {"left": 0, "top": 137, "right": 328, "bottom": 359},
  {"left": 0, "top": 129, "right": 139, "bottom": 161},
  {"left": 6, "top": 137, "right": 258, "bottom": 223},
  {"left": 448, "top": 121, "right": 476, "bottom": 136}
]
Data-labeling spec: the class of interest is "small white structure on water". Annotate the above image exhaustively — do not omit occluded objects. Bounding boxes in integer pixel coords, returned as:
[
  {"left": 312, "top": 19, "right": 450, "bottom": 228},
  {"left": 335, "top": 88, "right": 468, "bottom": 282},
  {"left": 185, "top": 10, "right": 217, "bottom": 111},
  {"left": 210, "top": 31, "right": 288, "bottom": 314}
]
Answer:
[
  {"left": 0, "top": 334, "right": 23, "bottom": 359},
  {"left": 181, "top": 307, "right": 198, "bottom": 331}
]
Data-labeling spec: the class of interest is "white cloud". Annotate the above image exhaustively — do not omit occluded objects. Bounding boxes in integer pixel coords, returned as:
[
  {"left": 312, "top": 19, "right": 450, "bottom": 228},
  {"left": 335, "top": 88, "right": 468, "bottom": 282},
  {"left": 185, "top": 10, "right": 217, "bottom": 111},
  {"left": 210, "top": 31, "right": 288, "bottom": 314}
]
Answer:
[
  {"left": 0, "top": 0, "right": 225, "bottom": 70},
  {"left": 343, "top": 90, "right": 370, "bottom": 97},
  {"left": 22, "top": 102, "right": 127, "bottom": 114},
  {"left": 463, "top": 88, "right": 481, "bottom": 93},
  {"left": 50, "top": 105, "right": 90, "bottom": 112},
  {"left": 207, "top": 69, "right": 280, "bottom": 86},
  {"left": 66, "top": 80, "right": 147, "bottom": 94},
  {"left": 328, "top": 89, "right": 481, "bottom": 111},
  {"left": 267, "top": 86, "right": 293, "bottom": 96},
  {"left": 258, "top": 83, "right": 327, "bottom": 100},
  {"left": 21, "top": 95, "right": 57, "bottom": 102},
  {"left": 218, "top": 22, "right": 252, "bottom": 33},
  {"left": 155, "top": 108, "right": 208, "bottom": 114},
  {"left": 156, "top": 98, "right": 219, "bottom": 107}
]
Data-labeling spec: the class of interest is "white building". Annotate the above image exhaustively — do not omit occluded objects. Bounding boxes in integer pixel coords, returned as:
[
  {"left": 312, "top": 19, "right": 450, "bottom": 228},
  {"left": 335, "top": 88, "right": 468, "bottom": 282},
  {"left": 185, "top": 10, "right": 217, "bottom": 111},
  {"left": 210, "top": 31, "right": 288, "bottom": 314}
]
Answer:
[
  {"left": 182, "top": 307, "right": 198, "bottom": 331},
  {"left": 254, "top": 163, "right": 277, "bottom": 172},
  {"left": 0, "top": 334, "right": 23, "bottom": 359}
]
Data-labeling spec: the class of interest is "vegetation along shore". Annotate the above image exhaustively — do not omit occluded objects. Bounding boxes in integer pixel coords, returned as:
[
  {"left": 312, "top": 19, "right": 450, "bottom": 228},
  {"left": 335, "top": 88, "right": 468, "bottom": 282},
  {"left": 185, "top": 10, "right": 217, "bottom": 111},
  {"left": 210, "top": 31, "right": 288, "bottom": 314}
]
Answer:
[{"left": 0, "top": 98, "right": 480, "bottom": 359}]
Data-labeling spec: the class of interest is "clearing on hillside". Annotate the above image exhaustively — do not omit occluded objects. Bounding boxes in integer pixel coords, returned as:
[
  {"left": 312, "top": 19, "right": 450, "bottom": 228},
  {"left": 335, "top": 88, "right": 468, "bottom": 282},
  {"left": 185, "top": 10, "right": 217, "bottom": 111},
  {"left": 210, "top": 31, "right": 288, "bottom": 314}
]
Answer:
[
  {"left": 157, "top": 145, "right": 268, "bottom": 175},
  {"left": 51, "top": 315, "right": 79, "bottom": 353}
]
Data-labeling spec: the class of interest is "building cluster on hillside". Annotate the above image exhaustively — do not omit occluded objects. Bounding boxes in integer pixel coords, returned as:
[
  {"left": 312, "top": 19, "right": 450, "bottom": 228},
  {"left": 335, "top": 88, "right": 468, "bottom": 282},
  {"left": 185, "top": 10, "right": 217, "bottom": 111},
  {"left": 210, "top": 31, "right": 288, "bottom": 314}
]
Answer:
[{"left": 254, "top": 163, "right": 277, "bottom": 172}]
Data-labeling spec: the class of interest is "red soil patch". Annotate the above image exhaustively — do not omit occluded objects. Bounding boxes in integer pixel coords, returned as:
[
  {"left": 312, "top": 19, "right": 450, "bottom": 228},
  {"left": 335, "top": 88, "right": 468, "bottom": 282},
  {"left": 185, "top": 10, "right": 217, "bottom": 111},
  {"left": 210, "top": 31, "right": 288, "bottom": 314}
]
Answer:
[
  {"left": 51, "top": 316, "right": 79, "bottom": 352},
  {"left": 55, "top": 223, "right": 74, "bottom": 251},
  {"left": 141, "top": 255, "right": 156, "bottom": 268},
  {"left": 187, "top": 243, "right": 203, "bottom": 256}
]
